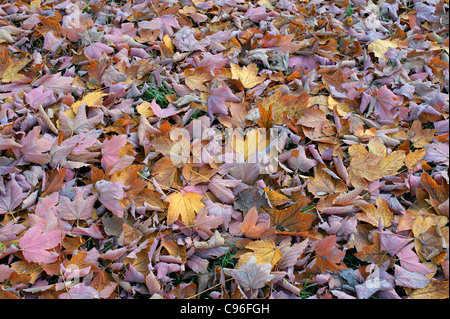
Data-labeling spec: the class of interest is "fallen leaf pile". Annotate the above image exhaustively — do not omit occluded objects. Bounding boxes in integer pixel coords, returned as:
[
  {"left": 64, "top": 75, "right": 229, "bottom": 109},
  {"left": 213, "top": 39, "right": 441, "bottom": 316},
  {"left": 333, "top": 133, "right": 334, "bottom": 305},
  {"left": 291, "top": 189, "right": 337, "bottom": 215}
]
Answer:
[{"left": 0, "top": 0, "right": 448, "bottom": 299}]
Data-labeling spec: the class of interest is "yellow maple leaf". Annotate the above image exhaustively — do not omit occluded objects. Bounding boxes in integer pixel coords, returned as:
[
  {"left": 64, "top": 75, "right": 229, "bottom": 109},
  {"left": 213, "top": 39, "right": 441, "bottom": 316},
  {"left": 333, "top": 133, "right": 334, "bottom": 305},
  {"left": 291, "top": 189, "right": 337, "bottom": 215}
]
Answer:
[
  {"left": 348, "top": 144, "right": 383, "bottom": 182},
  {"left": 71, "top": 91, "right": 109, "bottom": 114},
  {"left": 165, "top": 192, "right": 205, "bottom": 226},
  {"left": 357, "top": 197, "right": 393, "bottom": 227},
  {"left": 368, "top": 39, "right": 399, "bottom": 60},
  {"left": 136, "top": 102, "right": 155, "bottom": 117},
  {"left": 230, "top": 63, "right": 266, "bottom": 89},
  {"left": 1, "top": 58, "right": 28, "bottom": 83},
  {"left": 378, "top": 150, "right": 405, "bottom": 176},
  {"left": 237, "top": 239, "right": 281, "bottom": 267},
  {"left": 405, "top": 148, "right": 427, "bottom": 169}
]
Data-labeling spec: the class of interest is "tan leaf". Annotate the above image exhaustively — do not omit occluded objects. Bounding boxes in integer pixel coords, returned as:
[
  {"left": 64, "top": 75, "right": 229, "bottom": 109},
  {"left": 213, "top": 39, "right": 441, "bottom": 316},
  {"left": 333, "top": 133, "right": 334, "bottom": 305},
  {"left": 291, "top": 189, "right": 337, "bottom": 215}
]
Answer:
[
  {"left": 357, "top": 197, "right": 393, "bottom": 227},
  {"left": 405, "top": 148, "right": 427, "bottom": 169},
  {"left": 307, "top": 164, "right": 346, "bottom": 196},
  {"left": 151, "top": 157, "right": 182, "bottom": 190},
  {"left": 184, "top": 68, "right": 212, "bottom": 92},
  {"left": 406, "top": 280, "right": 449, "bottom": 299},
  {"left": 378, "top": 150, "right": 405, "bottom": 176},
  {"left": 348, "top": 145, "right": 383, "bottom": 182},
  {"left": 1, "top": 58, "right": 28, "bottom": 83},
  {"left": 368, "top": 137, "right": 387, "bottom": 159},
  {"left": 224, "top": 256, "right": 274, "bottom": 291}
]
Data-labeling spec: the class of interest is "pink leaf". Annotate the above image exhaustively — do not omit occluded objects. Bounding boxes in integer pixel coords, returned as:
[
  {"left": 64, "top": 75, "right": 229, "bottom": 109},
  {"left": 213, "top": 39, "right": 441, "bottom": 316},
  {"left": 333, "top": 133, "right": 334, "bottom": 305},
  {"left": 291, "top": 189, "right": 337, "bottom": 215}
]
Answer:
[
  {"left": 379, "top": 230, "right": 413, "bottom": 256},
  {"left": 59, "top": 283, "right": 100, "bottom": 299},
  {"left": 149, "top": 99, "right": 188, "bottom": 118},
  {"left": 193, "top": 208, "right": 224, "bottom": 240},
  {"left": 0, "top": 137, "right": 22, "bottom": 151},
  {"left": 138, "top": 15, "right": 180, "bottom": 39},
  {"left": 208, "top": 177, "right": 240, "bottom": 204},
  {"left": 57, "top": 188, "right": 99, "bottom": 221},
  {"left": 374, "top": 85, "right": 401, "bottom": 121},
  {"left": 0, "top": 178, "right": 24, "bottom": 214},
  {"left": 84, "top": 42, "right": 115, "bottom": 60},
  {"left": 59, "top": 103, "right": 103, "bottom": 138},
  {"left": 95, "top": 180, "right": 127, "bottom": 218},
  {"left": 207, "top": 86, "right": 240, "bottom": 117},
  {"left": 19, "top": 222, "right": 61, "bottom": 263},
  {"left": 394, "top": 265, "right": 431, "bottom": 289},
  {"left": 19, "top": 126, "right": 52, "bottom": 165},
  {"left": 101, "top": 135, "right": 128, "bottom": 170}
]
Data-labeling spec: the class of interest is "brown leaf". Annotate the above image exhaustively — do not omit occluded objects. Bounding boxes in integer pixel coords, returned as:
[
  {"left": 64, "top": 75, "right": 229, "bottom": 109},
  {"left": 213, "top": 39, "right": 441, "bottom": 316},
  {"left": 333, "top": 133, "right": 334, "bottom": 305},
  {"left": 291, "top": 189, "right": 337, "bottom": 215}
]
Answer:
[
  {"left": 43, "top": 168, "right": 66, "bottom": 195},
  {"left": 269, "top": 197, "right": 316, "bottom": 232},
  {"left": 307, "top": 164, "right": 346, "bottom": 196},
  {"left": 348, "top": 145, "right": 383, "bottom": 184}
]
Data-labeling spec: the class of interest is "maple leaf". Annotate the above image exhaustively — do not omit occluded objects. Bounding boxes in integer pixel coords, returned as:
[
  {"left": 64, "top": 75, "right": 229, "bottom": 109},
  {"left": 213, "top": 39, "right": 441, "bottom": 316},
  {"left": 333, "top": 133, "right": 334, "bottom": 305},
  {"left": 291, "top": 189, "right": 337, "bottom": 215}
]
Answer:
[
  {"left": 224, "top": 256, "right": 274, "bottom": 291},
  {"left": 264, "top": 188, "right": 291, "bottom": 207},
  {"left": 357, "top": 197, "right": 394, "bottom": 228},
  {"left": 71, "top": 91, "right": 109, "bottom": 114},
  {"left": 182, "top": 163, "right": 217, "bottom": 186},
  {"left": 0, "top": 179, "right": 24, "bottom": 215},
  {"left": 238, "top": 239, "right": 281, "bottom": 267},
  {"left": 19, "top": 222, "right": 61, "bottom": 264},
  {"left": 193, "top": 208, "right": 224, "bottom": 240},
  {"left": 394, "top": 265, "right": 431, "bottom": 289},
  {"left": 184, "top": 68, "right": 212, "bottom": 92},
  {"left": 285, "top": 146, "right": 318, "bottom": 172},
  {"left": 207, "top": 86, "right": 240, "bottom": 117},
  {"left": 405, "top": 148, "right": 427, "bottom": 169},
  {"left": 149, "top": 99, "right": 188, "bottom": 118},
  {"left": 208, "top": 177, "right": 240, "bottom": 204},
  {"left": 0, "top": 56, "right": 28, "bottom": 83},
  {"left": 377, "top": 150, "right": 405, "bottom": 176},
  {"left": 166, "top": 192, "right": 205, "bottom": 226},
  {"left": 59, "top": 104, "right": 103, "bottom": 137},
  {"left": 307, "top": 164, "right": 347, "bottom": 196},
  {"left": 354, "top": 232, "right": 390, "bottom": 266},
  {"left": 57, "top": 188, "right": 99, "bottom": 221},
  {"left": 312, "top": 235, "right": 346, "bottom": 273},
  {"left": 269, "top": 196, "right": 315, "bottom": 233},
  {"left": 368, "top": 39, "right": 399, "bottom": 60},
  {"left": 95, "top": 180, "right": 127, "bottom": 218},
  {"left": 19, "top": 126, "right": 53, "bottom": 165},
  {"left": 348, "top": 144, "right": 383, "bottom": 185},
  {"left": 397, "top": 243, "right": 433, "bottom": 277},
  {"left": 420, "top": 172, "right": 448, "bottom": 205},
  {"left": 278, "top": 238, "right": 309, "bottom": 269},
  {"left": 59, "top": 283, "right": 100, "bottom": 299},
  {"left": 138, "top": 15, "right": 180, "bottom": 39},
  {"left": 260, "top": 89, "right": 308, "bottom": 125},
  {"left": 373, "top": 85, "right": 401, "bottom": 121},
  {"left": 424, "top": 142, "right": 449, "bottom": 166},
  {"left": 193, "top": 230, "right": 225, "bottom": 249},
  {"left": 378, "top": 230, "right": 413, "bottom": 256},
  {"left": 101, "top": 135, "right": 128, "bottom": 171},
  {"left": 230, "top": 63, "right": 266, "bottom": 89},
  {"left": 406, "top": 280, "right": 449, "bottom": 299},
  {"left": 238, "top": 206, "right": 271, "bottom": 239},
  {"left": 151, "top": 157, "right": 182, "bottom": 190},
  {"left": 0, "top": 137, "right": 22, "bottom": 151}
]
